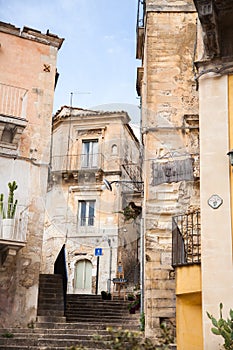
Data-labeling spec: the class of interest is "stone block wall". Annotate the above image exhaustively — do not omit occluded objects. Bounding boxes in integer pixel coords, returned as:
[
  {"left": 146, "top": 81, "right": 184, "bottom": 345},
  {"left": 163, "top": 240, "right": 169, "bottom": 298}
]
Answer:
[{"left": 140, "top": 2, "right": 199, "bottom": 339}]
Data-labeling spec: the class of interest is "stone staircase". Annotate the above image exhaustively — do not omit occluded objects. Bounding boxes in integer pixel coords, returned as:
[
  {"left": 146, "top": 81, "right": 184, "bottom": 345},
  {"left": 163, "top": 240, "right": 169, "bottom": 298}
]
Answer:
[
  {"left": 65, "top": 294, "right": 140, "bottom": 328},
  {"left": 0, "top": 274, "right": 141, "bottom": 349},
  {"left": 37, "top": 274, "right": 66, "bottom": 323}
]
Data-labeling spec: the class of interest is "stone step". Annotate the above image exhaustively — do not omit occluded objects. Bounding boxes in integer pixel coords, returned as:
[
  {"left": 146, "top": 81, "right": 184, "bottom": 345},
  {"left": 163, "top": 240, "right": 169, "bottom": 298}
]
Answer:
[
  {"left": 36, "top": 316, "right": 66, "bottom": 323},
  {"left": 0, "top": 328, "right": 109, "bottom": 336},
  {"left": 37, "top": 310, "right": 65, "bottom": 317},
  {"left": 65, "top": 313, "right": 139, "bottom": 321},
  {"left": 38, "top": 283, "right": 63, "bottom": 288},
  {"left": 38, "top": 304, "right": 64, "bottom": 310},
  {"left": 0, "top": 347, "right": 111, "bottom": 350},
  {"left": 65, "top": 307, "right": 129, "bottom": 315},
  {"left": 0, "top": 339, "right": 110, "bottom": 349},
  {"left": 0, "top": 345, "right": 111, "bottom": 350},
  {"left": 34, "top": 322, "right": 111, "bottom": 330},
  {"left": 66, "top": 301, "right": 129, "bottom": 305},
  {"left": 38, "top": 291, "right": 64, "bottom": 297}
]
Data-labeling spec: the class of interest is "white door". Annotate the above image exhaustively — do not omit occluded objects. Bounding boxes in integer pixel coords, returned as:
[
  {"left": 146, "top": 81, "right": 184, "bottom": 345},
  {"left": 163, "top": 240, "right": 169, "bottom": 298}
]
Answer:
[{"left": 74, "top": 259, "right": 92, "bottom": 294}]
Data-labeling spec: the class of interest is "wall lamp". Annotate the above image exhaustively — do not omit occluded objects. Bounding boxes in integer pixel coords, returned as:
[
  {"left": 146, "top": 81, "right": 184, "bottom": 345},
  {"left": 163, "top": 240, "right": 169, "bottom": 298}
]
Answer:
[
  {"left": 102, "top": 178, "right": 144, "bottom": 192},
  {"left": 227, "top": 150, "right": 233, "bottom": 166}
]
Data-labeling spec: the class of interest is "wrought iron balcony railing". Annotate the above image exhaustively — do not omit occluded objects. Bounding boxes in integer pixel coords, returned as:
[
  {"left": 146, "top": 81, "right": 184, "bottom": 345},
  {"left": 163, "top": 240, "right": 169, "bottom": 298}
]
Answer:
[
  {"left": 0, "top": 83, "right": 28, "bottom": 119},
  {"left": 172, "top": 210, "right": 201, "bottom": 267},
  {"left": 121, "top": 163, "right": 143, "bottom": 191},
  {"left": 51, "top": 153, "right": 104, "bottom": 173}
]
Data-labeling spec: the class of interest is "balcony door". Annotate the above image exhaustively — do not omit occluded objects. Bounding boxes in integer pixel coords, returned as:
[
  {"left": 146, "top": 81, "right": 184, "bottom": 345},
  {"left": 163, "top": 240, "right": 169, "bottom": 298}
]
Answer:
[
  {"left": 74, "top": 259, "right": 92, "bottom": 294},
  {"left": 81, "top": 140, "right": 98, "bottom": 168}
]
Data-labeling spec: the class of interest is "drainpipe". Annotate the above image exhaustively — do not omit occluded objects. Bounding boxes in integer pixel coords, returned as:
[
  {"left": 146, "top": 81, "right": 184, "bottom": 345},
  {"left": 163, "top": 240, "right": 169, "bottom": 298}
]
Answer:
[
  {"left": 140, "top": 216, "right": 144, "bottom": 315},
  {"left": 107, "top": 238, "right": 112, "bottom": 294}
]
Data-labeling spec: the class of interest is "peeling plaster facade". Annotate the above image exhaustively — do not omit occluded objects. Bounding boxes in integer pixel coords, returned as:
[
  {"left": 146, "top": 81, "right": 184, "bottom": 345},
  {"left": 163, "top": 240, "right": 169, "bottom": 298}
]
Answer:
[
  {"left": 0, "top": 22, "right": 63, "bottom": 327},
  {"left": 191, "top": 1, "right": 233, "bottom": 349},
  {"left": 136, "top": 0, "right": 200, "bottom": 339},
  {"left": 41, "top": 107, "right": 142, "bottom": 295}
]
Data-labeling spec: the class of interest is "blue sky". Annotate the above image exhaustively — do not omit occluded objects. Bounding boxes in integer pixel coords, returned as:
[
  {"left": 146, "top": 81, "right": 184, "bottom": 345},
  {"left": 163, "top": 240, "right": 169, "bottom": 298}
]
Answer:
[{"left": 0, "top": 0, "right": 140, "bottom": 123}]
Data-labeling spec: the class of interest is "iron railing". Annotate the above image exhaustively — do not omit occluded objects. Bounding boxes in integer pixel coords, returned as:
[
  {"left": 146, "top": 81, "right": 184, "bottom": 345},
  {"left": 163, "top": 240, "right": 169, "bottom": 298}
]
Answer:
[
  {"left": 172, "top": 210, "right": 201, "bottom": 267},
  {"left": 121, "top": 163, "right": 143, "bottom": 191},
  {"left": 0, "top": 83, "right": 28, "bottom": 118},
  {"left": 51, "top": 153, "right": 104, "bottom": 173},
  {"left": 80, "top": 216, "right": 95, "bottom": 227}
]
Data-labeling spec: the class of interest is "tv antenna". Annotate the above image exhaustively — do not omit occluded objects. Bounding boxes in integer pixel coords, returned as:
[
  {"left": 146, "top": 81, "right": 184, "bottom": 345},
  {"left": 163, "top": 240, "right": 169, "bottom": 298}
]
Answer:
[{"left": 70, "top": 90, "right": 91, "bottom": 107}]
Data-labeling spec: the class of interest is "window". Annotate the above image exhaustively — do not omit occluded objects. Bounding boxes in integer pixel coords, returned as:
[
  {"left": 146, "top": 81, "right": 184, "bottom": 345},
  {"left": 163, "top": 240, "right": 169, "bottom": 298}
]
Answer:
[
  {"left": 81, "top": 140, "right": 98, "bottom": 168},
  {"left": 1, "top": 126, "right": 14, "bottom": 143},
  {"left": 79, "top": 200, "right": 95, "bottom": 226}
]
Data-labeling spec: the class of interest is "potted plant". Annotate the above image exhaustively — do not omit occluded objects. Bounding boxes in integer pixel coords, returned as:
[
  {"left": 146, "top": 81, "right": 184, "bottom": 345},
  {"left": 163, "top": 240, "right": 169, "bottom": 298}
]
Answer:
[
  {"left": 127, "top": 293, "right": 135, "bottom": 301},
  {"left": 101, "top": 291, "right": 111, "bottom": 300},
  {"left": 134, "top": 298, "right": 140, "bottom": 311},
  {"left": 1, "top": 181, "right": 18, "bottom": 239},
  {"left": 128, "top": 302, "right": 136, "bottom": 314}
]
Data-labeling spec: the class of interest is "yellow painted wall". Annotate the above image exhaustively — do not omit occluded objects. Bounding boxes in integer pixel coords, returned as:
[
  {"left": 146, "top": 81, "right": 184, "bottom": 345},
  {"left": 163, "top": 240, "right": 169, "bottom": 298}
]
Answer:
[
  {"left": 228, "top": 75, "right": 233, "bottom": 257},
  {"left": 176, "top": 265, "right": 203, "bottom": 350}
]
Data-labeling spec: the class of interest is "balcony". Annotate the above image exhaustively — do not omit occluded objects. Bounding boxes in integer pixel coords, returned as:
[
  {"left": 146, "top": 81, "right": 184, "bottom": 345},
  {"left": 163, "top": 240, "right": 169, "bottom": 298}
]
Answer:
[
  {"left": 0, "top": 82, "right": 28, "bottom": 119},
  {"left": 51, "top": 153, "right": 104, "bottom": 183},
  {"left": 172, "top": 210, "right": 201, "bottom": 267},
  {"left": 0, "top": 203, "right": 28, "bottom": 267},
  {"left": 0, "top": 83, "right": 28, "bottom": 150},
  {"left": 121, "top": 163, "right": 143, "bottom": 192},
  {"left": 136, "top": 0, "right": 145, "bottom": 59}
]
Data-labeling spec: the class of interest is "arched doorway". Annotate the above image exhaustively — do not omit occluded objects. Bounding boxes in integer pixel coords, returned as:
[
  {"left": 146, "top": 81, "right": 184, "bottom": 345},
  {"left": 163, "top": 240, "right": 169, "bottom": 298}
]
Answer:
[{"left": 74, "top": 259, "right": 92, "bottom": 294}]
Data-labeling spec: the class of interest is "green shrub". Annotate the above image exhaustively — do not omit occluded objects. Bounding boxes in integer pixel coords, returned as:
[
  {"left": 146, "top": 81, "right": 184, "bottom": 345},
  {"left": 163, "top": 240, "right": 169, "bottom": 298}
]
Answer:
[
  {"left": 2, "top": 332, "right": 14, "bottom": 338},
  {"left": 105, "top": 327, "right": 156, "bottom": 349}
]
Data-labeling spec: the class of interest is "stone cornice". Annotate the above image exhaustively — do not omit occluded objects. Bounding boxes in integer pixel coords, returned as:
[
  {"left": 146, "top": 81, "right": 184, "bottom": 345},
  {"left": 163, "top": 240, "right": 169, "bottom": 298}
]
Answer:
[
  {"left": 0, "top": 21, "right": 64, "bottom": 49},
  {"left": 146, "top": 0, "right": 196, "bottom": 12}
]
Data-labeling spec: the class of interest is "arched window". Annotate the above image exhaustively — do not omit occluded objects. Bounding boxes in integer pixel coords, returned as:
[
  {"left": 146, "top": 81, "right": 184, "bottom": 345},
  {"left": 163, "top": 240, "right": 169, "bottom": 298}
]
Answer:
[{"left": 112, "top": 144, "right": 118, "bottom": 155}]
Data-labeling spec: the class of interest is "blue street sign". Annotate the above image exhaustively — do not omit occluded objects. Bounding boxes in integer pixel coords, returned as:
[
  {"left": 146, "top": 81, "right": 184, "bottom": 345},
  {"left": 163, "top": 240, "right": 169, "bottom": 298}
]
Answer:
[{"left": 95, "top": 248, "right": 103, "bottom": 256}]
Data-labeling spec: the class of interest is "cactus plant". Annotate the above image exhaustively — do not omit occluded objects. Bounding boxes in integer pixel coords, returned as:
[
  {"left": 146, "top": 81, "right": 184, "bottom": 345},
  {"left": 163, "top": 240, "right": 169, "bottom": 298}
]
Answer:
[
  {"left": 7, "top": 181, "right": 18, "bottom": 219},
  {"left": 0, "top": 193, "right": 5, "bottom": 219},
  {"left": 0, "top": 182, "right": 18, "bottom": 219},
  {"left": 207, "top": 303, "right": 233, "bottom": 350}
]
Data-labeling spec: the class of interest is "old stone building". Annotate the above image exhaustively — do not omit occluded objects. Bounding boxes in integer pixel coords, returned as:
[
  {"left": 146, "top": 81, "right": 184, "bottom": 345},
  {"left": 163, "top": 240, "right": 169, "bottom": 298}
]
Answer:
[
  {"left": 41, "top": 106, "right": 142, "bottom": 295},
  {"left": 136, "top": 0, "right": 200, "bottom": 339},
  {"left": 0, "top": 22, "right": 63, "bottom": 327}
]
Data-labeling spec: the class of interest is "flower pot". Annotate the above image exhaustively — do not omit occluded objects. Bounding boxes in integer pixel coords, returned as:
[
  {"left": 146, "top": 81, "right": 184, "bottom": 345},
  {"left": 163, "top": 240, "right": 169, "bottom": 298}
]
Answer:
[
  {"left": 2, "top": 218, "right": 14, "bottom": 239},
  {"left": 129, "top": 306, "right": 136, "bottom": 314}
]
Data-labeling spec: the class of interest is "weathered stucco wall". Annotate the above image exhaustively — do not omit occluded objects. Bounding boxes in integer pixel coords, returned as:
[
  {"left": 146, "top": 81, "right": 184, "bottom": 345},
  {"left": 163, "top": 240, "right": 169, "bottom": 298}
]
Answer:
[
  {"left": 140, "top": 2, "right": 199, "bottom": 338},
  {"left": 199, "top": 73, "right": 233, "bottom": 350},
  {"left": 0, "top": 23, "right": 62, "bottom": 327}
]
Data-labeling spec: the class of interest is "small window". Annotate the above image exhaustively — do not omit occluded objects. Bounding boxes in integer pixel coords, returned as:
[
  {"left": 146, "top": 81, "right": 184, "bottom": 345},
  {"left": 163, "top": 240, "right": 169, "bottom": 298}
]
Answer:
[{"left": 78, "top": 200, "right": 95, "bottom": 226}]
